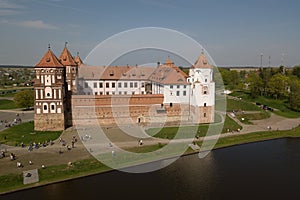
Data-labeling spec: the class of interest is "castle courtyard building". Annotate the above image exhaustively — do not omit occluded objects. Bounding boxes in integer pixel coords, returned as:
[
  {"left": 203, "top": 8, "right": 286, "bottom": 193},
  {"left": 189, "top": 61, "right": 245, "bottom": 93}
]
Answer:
[{"left": 34, "top": 45, "right": 215, "bottom": 131}]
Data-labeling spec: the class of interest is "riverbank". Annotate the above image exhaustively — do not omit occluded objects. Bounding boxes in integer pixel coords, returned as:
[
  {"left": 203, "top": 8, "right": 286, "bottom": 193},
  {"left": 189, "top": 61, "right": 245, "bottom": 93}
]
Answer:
[{"left": 1, "top": 125, "right": 300, "bottom": 195}]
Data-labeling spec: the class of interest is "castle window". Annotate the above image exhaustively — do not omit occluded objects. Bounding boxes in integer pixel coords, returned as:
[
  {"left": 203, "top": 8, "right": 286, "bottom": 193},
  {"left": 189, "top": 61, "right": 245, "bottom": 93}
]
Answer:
[
  {"left": 112, "top": 91, "right": 115, "bottom": 95},
  {"left": 130, "top": 82, "right": 133, "bottom": 88},
  {"left": 132, "top": 91, "right": 135, "bottom": 95},
  {"left": 118, "top": 82, "right": 122, "bottom": 88},
  {"left": 45, "top": 87, "right": 52, "bottom": 98},
  {"left": 203, "top": 86, "right": 208, "bottom": 95},
  {"left": 124, "top": 91, "right": 127, "bottom": 95},
  {"left": 204, "top": 113, "right": 207, "bottom": 117},
  {"left": 44, "top": 105, "right": 47, "bottom": 110},
  {"left": 176, "top": 91, "right": 180, "bottom": 96},
  {"left": 106, "top": 92, "right": 109, "bottom": 95},
  {"left": 112, "top": 83, "right": 115, "bottom": 88},
  {"left": 134, "top": 82, "right": 138, "bottom": 88},
  {"left": 100, "top": 92, "right": 103, "bottom": 95},
  {"left": 204, "top": 103, "right": 207, "bottom": 107},
  {"left": 119, "top": 91, "right": 122, "bottom": 95},
  {"left": 94, "top": 82, "right": 97, "bottom": 88},
  {"left": 84, "top": 82, "right": 88, "bottom": 88},
  {"left": 205, "top": 79, "right": 207, "bottom": 82},
  {"left": 177, "top": 85, "right": 180, "bottom": 89},
  {"left": 99, "top": 82, "right": 103, "bottom": 88},
  {"left": 170, "top": 85, "right": 173, "bottom": 89},
  {"left": 183, "top": 91, "right": 187, "bottom": 96},
  {"left": 124, "top": 82, "right": 128, "bottom": 88},
  {"left": 106, "top": 82, "right": 109, "bottom": 88},
  {"left": 184, "top": 85, "right": 187, "bottom": 89},
  {"left": 141, "top": 82, "right": 145, "bottom": 88},
  {"left": 51, "top": 105, "right": 55, "bottom": 110}
]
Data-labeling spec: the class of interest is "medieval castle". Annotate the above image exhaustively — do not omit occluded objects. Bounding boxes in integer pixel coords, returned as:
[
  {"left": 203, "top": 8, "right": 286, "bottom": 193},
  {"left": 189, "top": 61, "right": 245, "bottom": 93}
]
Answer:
[{"left": 34, "top": 44, "right": 215, "bottom": 131}]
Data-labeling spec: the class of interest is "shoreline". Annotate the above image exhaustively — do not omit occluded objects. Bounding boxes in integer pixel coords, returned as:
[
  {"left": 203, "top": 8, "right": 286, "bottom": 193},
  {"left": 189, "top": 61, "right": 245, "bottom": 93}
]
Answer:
[{"left": 1, "top": 129, "right": 300, "bottom": 196}]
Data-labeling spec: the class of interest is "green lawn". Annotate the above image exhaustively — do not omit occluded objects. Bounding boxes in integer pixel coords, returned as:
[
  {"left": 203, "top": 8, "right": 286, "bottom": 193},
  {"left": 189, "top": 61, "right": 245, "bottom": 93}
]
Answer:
[
  {"left": 225, "top": 98, "right": 261, "bottom": 111},
  {"left": 211, "top": 126, "right": 300, "bottom": 150},
  {"left": 0, "top": 99, "right": 20, "bottom": 110},
  {"left": 146, "top": 115, "right": 242, "bottom": 139},
  {"left": 0, "top": 122, "right": 62, "bottom": 146},
  {"left": 255, "top": 96, "right": 300, "bottom": 118},
  {"left": 0, "top": 158, "right": 111, "bottom": 194},
  {"left": 229, "top": 91, "right": 300, "bottom": 118},
  {"left": 235, "top": 111, "right": 270, "bottom": 125}
]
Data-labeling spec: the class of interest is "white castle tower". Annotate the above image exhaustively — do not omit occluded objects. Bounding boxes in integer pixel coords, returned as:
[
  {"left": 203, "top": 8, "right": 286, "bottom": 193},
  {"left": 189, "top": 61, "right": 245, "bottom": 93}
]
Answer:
[{"left": 188, "top": 52, "right": 215, "bottom": 123}]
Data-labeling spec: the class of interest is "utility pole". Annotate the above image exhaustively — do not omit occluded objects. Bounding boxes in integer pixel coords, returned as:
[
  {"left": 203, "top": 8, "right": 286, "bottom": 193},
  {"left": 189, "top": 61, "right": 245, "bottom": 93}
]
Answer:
[{"left": 260, "top": 53, "right": 263, "bottom": 68}]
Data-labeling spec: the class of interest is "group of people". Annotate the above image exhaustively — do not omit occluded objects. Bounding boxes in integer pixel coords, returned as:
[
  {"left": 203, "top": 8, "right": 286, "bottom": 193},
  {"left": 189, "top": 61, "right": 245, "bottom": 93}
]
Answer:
[
  {"left": 27, "top": 140, "right": 54, "bottom": 151},
  {"left": 0, "top": 113, "right": 23, "bottom": 128},
  {"left": 59, "top": 136, "right": 78, "bottom": 152}
]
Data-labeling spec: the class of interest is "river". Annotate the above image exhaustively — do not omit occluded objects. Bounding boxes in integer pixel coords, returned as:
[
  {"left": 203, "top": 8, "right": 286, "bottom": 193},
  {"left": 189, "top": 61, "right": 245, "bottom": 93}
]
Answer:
[{"left": 2, "top": 138, "right": 300, "bottom": 199}]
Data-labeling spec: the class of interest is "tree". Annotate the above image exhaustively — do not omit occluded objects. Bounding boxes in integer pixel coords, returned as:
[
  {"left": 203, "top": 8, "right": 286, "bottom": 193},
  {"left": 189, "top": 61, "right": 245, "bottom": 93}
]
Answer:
[
  {"left": 267, "top": 73, "right": 289, "bottom": 99},
  {"left": 246, "top": 72, "right": 263, "bottom": 98},
  {"left": 289, "top": 77, "right": 300, "bottom": 111},
  {"left": 14, "top": 90, "right": 34, "bottom": 109},
  {"left": 292, "top": 66, "right": 300, "bottom": 79}
]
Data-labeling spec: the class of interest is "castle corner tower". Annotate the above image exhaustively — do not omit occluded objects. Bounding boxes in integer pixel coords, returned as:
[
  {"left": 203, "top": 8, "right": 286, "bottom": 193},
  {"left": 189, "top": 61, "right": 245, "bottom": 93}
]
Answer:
[
  {"left": 188, "top": 52, "right": 215, "bottom": 123},
  {"left": 34, "top": 46, "right": 68, "bottom": 131}
]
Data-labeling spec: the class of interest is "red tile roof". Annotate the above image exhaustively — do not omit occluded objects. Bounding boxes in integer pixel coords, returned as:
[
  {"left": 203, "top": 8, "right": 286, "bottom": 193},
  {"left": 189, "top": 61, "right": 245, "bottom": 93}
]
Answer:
[
  {"left": 35, "top": 49, "right": 64, "bottom": 68},
  {"left": 59, "top": 47, "right": 77, "bottom": 66},
  {"left": 192, "top": 53, "right": 212, "bottom": 68},
  {"left": 149, "top": 63, "right": 189, "bottom": 85},
  {"left": 78, "top": 65, "right": 155, "bottom": 80},
  {"left": 75, "top": 55, "right": 83, "bottom": 66}
]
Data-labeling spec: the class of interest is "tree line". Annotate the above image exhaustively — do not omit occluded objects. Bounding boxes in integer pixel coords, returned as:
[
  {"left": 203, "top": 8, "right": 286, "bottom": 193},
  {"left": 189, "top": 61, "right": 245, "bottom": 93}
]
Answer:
[{"left": 218, "top": 66, "right": 300, "bottom": 111}]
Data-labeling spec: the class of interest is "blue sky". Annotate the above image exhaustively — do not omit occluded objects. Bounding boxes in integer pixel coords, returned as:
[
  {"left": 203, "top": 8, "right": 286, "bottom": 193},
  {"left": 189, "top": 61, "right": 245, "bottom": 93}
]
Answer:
[{"left": 0, "top": 0, "right": 299, "bottom": 66}]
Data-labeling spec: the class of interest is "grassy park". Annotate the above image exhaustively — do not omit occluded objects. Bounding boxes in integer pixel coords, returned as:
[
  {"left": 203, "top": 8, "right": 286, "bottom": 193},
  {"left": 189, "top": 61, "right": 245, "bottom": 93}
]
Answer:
[
  {"left": 230, "top": 91, "right": 300, "bottom": 118},
  {"left": 0, "top": 99, "right": 20, "bottom": 110},
  {"left": 0, "top": 122, "right": 62, "bottom": 146}
]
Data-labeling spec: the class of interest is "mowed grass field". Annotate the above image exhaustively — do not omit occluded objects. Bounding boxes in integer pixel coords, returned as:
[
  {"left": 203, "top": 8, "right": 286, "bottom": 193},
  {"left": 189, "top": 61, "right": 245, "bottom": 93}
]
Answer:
[
  {"left": 0, "top": 99, "right": 20, "bottom": 110},
  {"left": 0, "top": 122, "right": 62, "bottom": 146},
  {"left": 230, "top": 91, "right": 300, "bottom": 118}
]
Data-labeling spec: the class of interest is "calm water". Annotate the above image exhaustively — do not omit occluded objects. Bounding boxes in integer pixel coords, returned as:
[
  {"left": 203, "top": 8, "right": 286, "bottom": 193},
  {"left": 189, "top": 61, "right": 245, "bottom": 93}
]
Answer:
[{"left": 2, "top": 138, "right": 300, "bottom": 200}]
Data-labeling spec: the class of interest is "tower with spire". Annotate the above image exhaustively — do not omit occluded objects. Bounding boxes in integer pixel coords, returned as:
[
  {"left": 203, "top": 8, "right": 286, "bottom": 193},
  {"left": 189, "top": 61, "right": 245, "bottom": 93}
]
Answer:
[
  {"left": 34, "top": 45, "right": 68, "bottom": 131},
  {"left": 188, "top": 51, "right": 215, "bottom": 123},
  {"left": 59, "top": 42, "right": 78, "bottom": 93}
]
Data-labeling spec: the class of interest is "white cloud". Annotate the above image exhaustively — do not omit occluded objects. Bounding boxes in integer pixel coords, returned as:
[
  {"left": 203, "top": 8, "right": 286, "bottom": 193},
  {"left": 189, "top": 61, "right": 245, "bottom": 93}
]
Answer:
[
  {"left": 18, "top": 20, "right": 59, "bottom": 30},
  {"left": 0, "top": 0, "right": 23, "bottom": 9},
  {"left": 0, "top": 9, "right": 19, "bottom": 16},
  {"left": 0, "top": 0, "right": 23, "bottom": 16}
]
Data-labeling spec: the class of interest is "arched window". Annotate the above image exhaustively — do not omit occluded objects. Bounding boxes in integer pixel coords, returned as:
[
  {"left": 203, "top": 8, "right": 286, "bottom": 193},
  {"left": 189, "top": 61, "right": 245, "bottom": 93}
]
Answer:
[
  {"left": 204, "top": 113, "right": 207, "bottom": 118},
  {"left": 204, "top": 103, "right": 207, "bottom": 107},
  {"left": 44, "top": 105, "right": 47, "bottom": 110},
  {"left": 45, "top": 87, "right": 52, "bottom": 98},
  {"left": 203, "top": 86, "right": 208, "bottom": 95}
]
